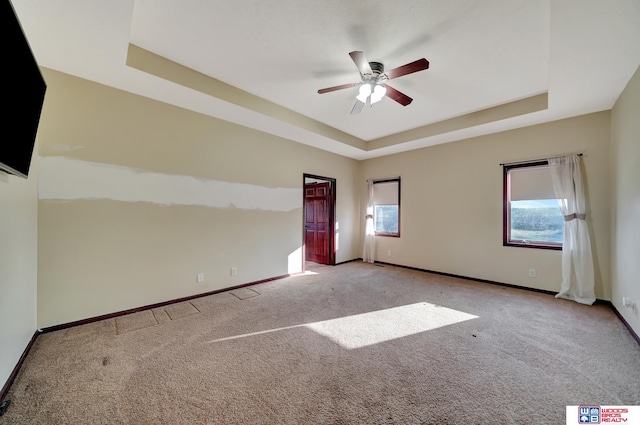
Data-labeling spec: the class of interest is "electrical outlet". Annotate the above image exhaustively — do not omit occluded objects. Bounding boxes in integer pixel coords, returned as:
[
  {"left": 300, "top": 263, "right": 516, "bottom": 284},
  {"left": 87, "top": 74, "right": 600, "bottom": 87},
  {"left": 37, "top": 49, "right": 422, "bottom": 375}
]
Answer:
[
  {"left": 231, "top": 267, "right": 237, "bottom": 276},
  {"left": 197, "top": 273, "right": 204, "bottom": 283},
  {"left": 623, "top": 297, "right": 636, "bottom": 308},
  {"left": 387, "top": 250, "right": 392, "bottom": 256},
  {"left": 528, "top": 269, "right": 537, "bottom": 278}
]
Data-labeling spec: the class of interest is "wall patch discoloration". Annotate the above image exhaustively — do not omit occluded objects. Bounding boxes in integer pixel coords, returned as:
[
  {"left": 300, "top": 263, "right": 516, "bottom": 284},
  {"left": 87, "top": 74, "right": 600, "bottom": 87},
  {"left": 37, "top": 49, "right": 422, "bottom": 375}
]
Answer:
[{"left": 38, "top": 156, "right": 302, "bottom": 212}]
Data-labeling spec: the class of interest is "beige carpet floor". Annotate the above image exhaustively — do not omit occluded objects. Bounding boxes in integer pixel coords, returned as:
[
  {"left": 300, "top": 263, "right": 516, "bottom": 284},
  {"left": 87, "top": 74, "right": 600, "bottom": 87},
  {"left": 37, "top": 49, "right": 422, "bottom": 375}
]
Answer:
[{"left": 2, "top": 262, "right": 639, "bottom": 424}]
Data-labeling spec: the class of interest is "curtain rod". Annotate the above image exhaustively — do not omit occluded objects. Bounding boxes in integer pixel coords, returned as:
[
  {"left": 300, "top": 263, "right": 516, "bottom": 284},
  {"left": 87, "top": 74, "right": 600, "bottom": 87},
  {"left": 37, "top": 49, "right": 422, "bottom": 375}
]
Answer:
[{"left": 499, "top": 153, "right": 582, "bottom": 167}]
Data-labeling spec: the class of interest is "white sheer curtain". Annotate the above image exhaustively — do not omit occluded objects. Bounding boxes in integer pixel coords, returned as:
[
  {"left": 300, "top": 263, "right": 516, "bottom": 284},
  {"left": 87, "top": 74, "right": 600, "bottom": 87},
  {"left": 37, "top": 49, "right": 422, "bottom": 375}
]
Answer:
[
  {"left": 362, "top": 179, "right": 376, "bottom": 263},
  {"left": 548, "top": 155, "right": 596, "bottom": 305}
]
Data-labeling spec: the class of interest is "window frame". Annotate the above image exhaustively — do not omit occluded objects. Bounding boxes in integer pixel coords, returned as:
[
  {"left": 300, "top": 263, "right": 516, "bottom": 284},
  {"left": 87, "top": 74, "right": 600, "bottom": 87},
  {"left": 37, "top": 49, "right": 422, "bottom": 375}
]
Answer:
[
  {"left": 503, "top": 161, "right": 562, "bottom": 250},
  {"left": 373, "top": 177, "right": 401, "bottom": 238}
]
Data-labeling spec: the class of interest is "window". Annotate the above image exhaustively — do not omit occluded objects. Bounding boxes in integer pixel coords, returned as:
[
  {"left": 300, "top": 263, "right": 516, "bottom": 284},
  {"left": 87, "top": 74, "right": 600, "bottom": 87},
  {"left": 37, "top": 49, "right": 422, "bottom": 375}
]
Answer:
[
  {"left": 373, "top": 178, "right": 400, "bottom": 237},
  {"left": 504, "top": 162, "right": 563, "bottom": 249}
]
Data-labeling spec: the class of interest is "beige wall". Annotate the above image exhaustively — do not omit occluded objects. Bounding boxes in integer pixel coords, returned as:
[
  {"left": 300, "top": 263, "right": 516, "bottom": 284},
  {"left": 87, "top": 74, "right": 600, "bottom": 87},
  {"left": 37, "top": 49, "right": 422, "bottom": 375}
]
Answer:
[
  {"left": 36, "top": 69, "right": 360, "bottom": 328},
  {"left": 0, "top": 152, "right": 38, "bottom": 388},
  {"left": 360, "top": 112, "right": 612, "bottom": 300},
  {"left": 29, "top": 67, "right": 629, "bottom": 332},
  {"left": 611, "top": 64, "right": 640, "bottom": 336}
]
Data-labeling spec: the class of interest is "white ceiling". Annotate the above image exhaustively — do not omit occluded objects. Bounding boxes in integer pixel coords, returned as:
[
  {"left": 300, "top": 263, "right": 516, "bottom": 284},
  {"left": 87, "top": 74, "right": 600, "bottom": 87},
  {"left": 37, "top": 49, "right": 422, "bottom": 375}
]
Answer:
[{"left": 10, "top": 0, "right": 640, "bottom": 160}]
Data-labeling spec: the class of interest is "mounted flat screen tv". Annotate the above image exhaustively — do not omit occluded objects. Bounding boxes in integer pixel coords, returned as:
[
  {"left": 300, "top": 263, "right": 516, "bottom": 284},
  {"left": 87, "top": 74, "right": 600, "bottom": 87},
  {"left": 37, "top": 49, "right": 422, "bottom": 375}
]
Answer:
[{"left": 1, "top": 0, "right": 46, "bottom": 178}]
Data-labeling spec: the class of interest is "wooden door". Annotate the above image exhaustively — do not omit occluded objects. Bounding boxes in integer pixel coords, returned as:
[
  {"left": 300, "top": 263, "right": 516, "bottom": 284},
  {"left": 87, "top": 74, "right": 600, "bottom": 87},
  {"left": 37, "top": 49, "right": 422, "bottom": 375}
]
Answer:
[{"left": 304, "top": 182, "right": 330, "bottom": 264}]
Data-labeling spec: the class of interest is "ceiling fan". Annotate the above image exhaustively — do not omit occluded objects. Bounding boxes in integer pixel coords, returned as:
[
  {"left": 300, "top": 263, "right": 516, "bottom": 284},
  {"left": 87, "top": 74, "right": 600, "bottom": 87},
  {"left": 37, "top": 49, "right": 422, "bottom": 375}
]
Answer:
[{"left": 317, "top": 51, "right": 429, "bottom": 115}]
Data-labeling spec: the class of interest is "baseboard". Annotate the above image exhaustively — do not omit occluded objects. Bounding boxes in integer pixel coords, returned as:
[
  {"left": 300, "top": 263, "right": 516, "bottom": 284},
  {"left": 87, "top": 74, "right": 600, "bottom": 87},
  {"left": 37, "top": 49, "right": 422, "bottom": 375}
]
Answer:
[
  {"left": 0, "top": 330, "right": 41, "bottom": 407},
  {"left": 334, "top": 258, "right": 361, "bottom": 266},
  {"left": 603, "top": 301, "right": 640, "bottom": 346},
  {"left": 41, "top": 272, "right": 299, "bottom": 334},
  {"left": 374, "top": 260, "right": 560, "bottom": 296}
]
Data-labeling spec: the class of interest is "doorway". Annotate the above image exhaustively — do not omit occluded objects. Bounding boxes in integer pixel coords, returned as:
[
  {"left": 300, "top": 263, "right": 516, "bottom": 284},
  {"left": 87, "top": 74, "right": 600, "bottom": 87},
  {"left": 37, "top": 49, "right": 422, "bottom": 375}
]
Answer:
[{"left": 303, "top": 174, "right": 336, "bottom": 267}]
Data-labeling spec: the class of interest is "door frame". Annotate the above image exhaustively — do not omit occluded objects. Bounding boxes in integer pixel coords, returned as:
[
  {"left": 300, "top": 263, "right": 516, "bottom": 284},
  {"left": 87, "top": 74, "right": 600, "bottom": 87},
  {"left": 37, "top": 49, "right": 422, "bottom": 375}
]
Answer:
[{"left": 303, "top": 173, "right": 336, "bottom": 269}]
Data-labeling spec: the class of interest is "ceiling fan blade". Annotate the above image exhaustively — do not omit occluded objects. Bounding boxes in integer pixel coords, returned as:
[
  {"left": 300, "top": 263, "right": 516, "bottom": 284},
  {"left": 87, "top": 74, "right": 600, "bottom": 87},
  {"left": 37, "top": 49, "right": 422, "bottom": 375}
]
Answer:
[
  {"left": 317, "top": 82, "right": 359, "bottom": 94},
  {"left": 385, "top": 58, "right": 429, "bottom": 80},
  {"left": 351, "top": 100, "right": 365, "bottom": 115},
  {"left": 383, "top": 84, "right": 413, "bottom": 106},
  {"left": 349, "top": 51, "right": 373, "bottom": 77}
]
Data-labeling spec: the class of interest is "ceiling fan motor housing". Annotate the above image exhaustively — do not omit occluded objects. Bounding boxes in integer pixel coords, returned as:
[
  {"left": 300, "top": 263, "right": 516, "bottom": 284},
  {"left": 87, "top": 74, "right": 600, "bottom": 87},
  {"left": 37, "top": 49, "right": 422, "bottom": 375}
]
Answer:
[{"left": 369, "top": 61, "right": 384, "bottom": 76}]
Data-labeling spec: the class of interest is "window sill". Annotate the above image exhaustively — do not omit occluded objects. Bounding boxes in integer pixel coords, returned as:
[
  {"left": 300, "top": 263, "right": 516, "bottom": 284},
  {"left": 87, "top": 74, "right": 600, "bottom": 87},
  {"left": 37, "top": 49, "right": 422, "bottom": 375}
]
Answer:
[
  {"left": 375, "top": 232, "right": 400, "bottom": 238},
  {"left": 504, "top": 241, "right": 562, "bottom": 251}
]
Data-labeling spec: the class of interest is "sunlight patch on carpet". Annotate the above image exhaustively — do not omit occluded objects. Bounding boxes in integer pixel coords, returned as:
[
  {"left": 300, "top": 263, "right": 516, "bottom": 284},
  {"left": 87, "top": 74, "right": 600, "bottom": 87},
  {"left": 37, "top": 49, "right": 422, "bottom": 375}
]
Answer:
[
  {"left": 305, "top": 302, "right": 478, "bottom": 349},
  {"left": 205, "top": 302, "right": 477, "bottom": 349}
]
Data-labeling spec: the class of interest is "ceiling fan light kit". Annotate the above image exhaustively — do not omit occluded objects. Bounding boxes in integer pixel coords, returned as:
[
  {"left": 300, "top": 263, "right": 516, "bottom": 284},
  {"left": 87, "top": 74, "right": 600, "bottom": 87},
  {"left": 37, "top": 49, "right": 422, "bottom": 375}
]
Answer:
[
  {"left": 356, "top": 83, "right": 371, "bottom": 103},
  {"left": 317, "top": 51, "right": 429, "bottom": 115},
  {"left": 371, "top": 84, "right": 387, "bottom": 103}
]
